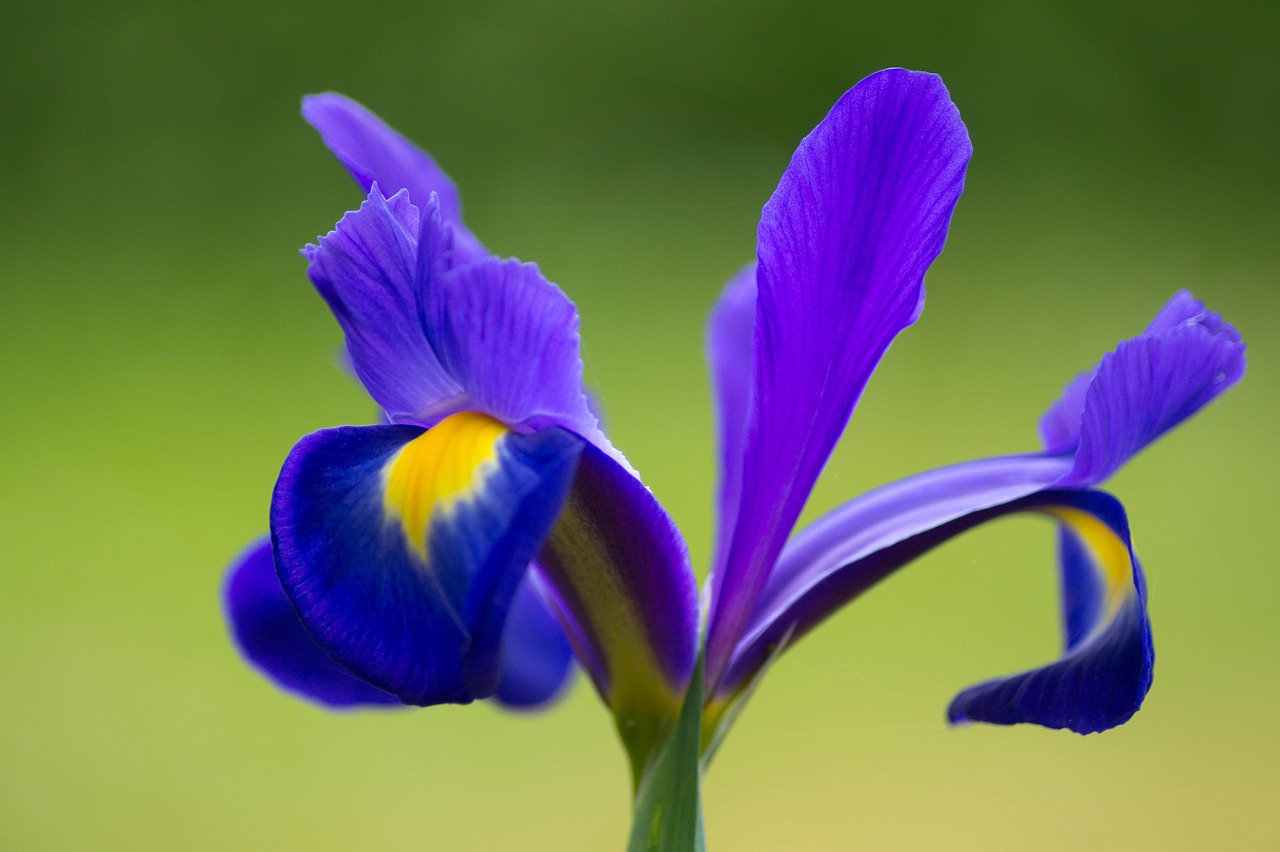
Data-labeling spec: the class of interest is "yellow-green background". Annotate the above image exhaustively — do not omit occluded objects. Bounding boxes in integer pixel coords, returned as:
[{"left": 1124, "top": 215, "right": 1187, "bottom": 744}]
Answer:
[{"left": 2, "top": 1, "right": 1276, "bottom": 849}]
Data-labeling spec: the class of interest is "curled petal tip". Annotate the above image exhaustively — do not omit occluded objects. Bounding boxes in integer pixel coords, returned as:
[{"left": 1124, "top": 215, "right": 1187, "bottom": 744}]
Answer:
[
  {"left": 1041, "top": 291, "right": 1245, "bottom": 482},
  {"left": 301, "top": 91, "right": 470, "bottom": 234},
  {"left": 945, "top": 491, "right": 1153, "bottom": 735}
]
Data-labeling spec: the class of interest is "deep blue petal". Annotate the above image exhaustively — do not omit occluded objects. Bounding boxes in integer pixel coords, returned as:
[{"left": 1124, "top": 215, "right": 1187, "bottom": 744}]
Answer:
[
  {"left": 222, "top": 537, "right": 401, "bottom": 708},
  {"left": 492, "top": 572, "right": 577, "bottom": 710},
  {"left": 948, "top": 490, "right": 1152, "bottom": 733},
  {"left": 716, "top": 291, "right": 1241, "bottom": 723},
  {"left": 705, "top": 265, "right": 757, "bottom": 584},
  {"left": 271, "top": 419, "right": 582, "bottom": 706}
]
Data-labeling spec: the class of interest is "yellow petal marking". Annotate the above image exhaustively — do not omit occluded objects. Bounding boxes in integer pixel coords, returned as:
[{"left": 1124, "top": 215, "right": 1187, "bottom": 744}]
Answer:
[
  {"left": 382, "top": 411, "right": 509, "bottom": 559},
  {"left": 1042, "top": 505, "right": 1133, "bottom": 625}
]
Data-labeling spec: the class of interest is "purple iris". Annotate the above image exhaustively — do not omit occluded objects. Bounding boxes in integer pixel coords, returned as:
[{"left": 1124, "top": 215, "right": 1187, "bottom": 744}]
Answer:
[{"left": 224, "top": 68, "right": 1245, "bottom": 787}]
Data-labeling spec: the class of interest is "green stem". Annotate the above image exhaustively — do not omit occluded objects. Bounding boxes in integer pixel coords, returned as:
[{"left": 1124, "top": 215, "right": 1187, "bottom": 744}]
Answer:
[{"left": 625, "top": 653, "right": 707, "bottom": 852}]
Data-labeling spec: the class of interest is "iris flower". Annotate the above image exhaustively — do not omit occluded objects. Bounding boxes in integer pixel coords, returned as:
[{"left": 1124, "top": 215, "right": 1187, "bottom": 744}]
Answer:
[{"left": 224, "top": 69, "right": 1245, "bottom": 846}]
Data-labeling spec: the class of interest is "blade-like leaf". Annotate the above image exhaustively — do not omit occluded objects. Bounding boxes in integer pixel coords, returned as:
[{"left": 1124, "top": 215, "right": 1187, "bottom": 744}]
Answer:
[{"left": 627, "top": 654, "right": 706, "bottom": 852}]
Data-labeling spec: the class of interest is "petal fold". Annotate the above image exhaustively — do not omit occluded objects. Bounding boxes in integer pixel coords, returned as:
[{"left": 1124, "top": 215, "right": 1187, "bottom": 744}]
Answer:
[
  {"left": 270, "top": 415, "right": 582, "bottom": 706},
  {"left": 536, "top": 440, "right": 699, "bottom": 762},
  {"left": 304, "top": 189, "right": 618, "bottom": 459},
  {"left": 707, "top": 68, "right": 972, "bottom": 685},
  {"left": 223, "top": 537, "right": 401, "bottom": 708}
]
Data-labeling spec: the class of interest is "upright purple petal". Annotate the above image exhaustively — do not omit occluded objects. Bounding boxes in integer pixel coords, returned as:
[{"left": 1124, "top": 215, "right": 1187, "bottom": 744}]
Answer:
[
  {"left": 302, "top": 93, "right": 485, "bottom": 262},
  {"left": 271, "top": 418, "right": 582, "bottom": 705},
  {"left": 223, "top": 537, "right": 401, "bottom": 708},
  {"left": 423, "top": 257, "right": 602, "bottom": 441},
  {"left": 706, "top": 69, "right": 972, "bottom": 686},
  {"left": 706, "top": 264, "right": 757, "bottom": 567},
  {"left": 304, "top": 187, "right": 462, "bottom": 421}
]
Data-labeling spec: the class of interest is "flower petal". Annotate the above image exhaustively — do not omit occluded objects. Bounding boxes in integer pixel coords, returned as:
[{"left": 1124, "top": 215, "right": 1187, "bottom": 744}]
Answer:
[
  {"left": 271, "top": 415, "right": 582, "bottom": 705},
  {"left": 222, "top": 536, "right": 401, "bottom": 708},
  {"left": 947, "top": 490, "right": 1152, "bottom": 733},
  {"left": 706, "top": 68, "right": 972, "bottom": 684},
  {"left": 423, "top": 256, "right": 602, "bottom": 442},
  {"left": 303, "top": 187, "right": 462, "bottom": 421},
  {"left": 706, "top": 264, "right": 757, "bottom": 573},
  {"left": 492, "top": 571, "right": 577, "bottom": 710},
  {"left": 1062, "top": 307, "right": 1245, "bottom": 487},
  {"left": 302, "top": 93, "right": 485, "bottom": 262},
  {"left": 536, "top": 440, "right": 699, "bottom": 764},
  {"left": 1040, "top": 291, "right": 1245, "bottom": 475},
  {"left": 714, "top": 482, "right": 1150, "bottom": 735},
  {"left": 718, "top": 453, "right": 1073, "bottom": 696},
  {"left": 1038, "top": 370, "right": 1094, "bottom": 454}
]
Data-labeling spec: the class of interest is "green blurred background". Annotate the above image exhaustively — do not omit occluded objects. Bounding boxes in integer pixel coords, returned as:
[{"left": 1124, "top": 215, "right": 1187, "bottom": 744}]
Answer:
[{"left": 2, "top": 1, "right": 1276, "bottom": 849}]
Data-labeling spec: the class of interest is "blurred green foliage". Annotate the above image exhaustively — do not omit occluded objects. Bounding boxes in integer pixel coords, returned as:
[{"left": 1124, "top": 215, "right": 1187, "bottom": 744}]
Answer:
[{"left": 2, "top": 1, "right": 1276, "bottom": 849}]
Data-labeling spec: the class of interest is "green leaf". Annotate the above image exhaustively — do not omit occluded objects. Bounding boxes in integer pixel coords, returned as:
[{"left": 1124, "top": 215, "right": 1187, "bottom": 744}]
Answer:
[{"left": 627, "top": 653, "right": 707, "bottom": 852}]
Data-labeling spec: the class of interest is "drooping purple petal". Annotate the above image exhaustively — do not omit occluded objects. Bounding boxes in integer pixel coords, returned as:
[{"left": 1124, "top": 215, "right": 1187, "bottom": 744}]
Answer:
[
  {"left": 492, "top": 571, "right": 577, "bottom": 710},
  {"left": 1039, "top": 291, "right": 1244, "bottom": 464},
  {"left": 271, "top": 417, "right": 582, "bottom": 706},
  {"left": 423, "top": 256, "right": 601, "bottom": 440},
  {"left": 223, "top": 537, "right": 401, "bottom": 708},
  {"left": 947, "top": 490, "right": 1152, "bottom": 733},
  {"left": 706, "top": 264, "right": 757, "bottom": 573},
  {"left": 715, "top": 483, "right": 1151, "bottom": 735},
  {"left": 719, "top": 453, "right": 1073, "bottom": 695},
  {"left": 302, "top": 93, "right": 486, "bottom": 262},
  {"left": 303, "top": 187, "right": 462, "bottom": 422},
  {"left": 536, "top": 439, "right": 699, "bottom": 756},
  {"left": 706, "top": 68, "right": 973, "bottom": 686}
]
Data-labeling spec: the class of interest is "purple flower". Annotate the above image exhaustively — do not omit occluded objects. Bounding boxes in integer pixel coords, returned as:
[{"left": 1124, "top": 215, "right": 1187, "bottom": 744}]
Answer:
[
  {"left": 224, "top": 69, "right": 1245, "bottom": 791},
  {"left": 224, "top": 94, "right": 700, "bottom": 762},
  {"left": 698, "top": 71, "right": 1245, "bottom": 738}
]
